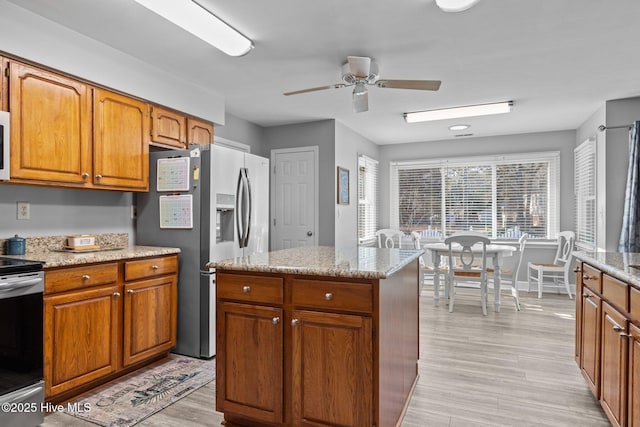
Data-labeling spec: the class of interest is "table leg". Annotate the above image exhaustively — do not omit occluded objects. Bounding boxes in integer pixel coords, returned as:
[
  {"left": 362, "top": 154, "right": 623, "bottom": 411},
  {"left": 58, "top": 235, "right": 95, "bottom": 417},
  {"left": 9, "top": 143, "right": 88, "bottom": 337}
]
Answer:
[
  {"left": 432, "top": 253, "right": 441, "bottom": 306},
  {"left": 493, "top": 253, "right": 501, "bottom": 312}
]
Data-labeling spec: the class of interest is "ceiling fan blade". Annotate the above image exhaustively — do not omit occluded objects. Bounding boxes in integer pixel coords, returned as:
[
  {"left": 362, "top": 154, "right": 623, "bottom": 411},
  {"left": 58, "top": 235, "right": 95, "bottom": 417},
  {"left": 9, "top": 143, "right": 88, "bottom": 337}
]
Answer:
[
  {"left": 375, "top": 79, "right": 442, "bottom": 91},
  {"left": 347, "top": 56, "right": 371, "bottom": 78},
  {"left": 352, "top": 86, "right": 368, "bottom": 113},
  {"left": 283, "top": 84, "right": 345, "bottom": 96}
]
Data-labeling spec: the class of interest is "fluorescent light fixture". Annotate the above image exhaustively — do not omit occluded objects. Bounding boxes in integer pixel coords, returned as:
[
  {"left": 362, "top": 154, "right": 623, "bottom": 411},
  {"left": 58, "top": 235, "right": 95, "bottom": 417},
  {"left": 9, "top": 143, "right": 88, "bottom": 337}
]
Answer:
[
  {"left": 448, "top": 124, "right": 470, "bottom": 131},
  {"left": 435, "top": 0, "right": 481, "bottom": 12},
  {"left": 404, "top": 101, "right": 513, "bottom": 123},
  {"left": 133, "top": 0, "right": 253, "bottom": 57}
]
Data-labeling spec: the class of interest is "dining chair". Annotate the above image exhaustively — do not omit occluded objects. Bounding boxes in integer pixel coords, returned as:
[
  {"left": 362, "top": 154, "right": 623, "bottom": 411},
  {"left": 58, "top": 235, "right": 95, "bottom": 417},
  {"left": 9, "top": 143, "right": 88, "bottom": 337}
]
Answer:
[
  {"left": 488, "top": 233, "right": 527, "bottom": 311},
  {"left": 527, "top": 231, "right": 575, "bottom": 299},
  {"left": 444, "top": 232, "right": 491, "bottom": 315},
  {"left": 410, "top": 231, "right": 447, "bottom": 294},
  {"left": 376, "top": 229, "right": 404, "bottom": 248}
]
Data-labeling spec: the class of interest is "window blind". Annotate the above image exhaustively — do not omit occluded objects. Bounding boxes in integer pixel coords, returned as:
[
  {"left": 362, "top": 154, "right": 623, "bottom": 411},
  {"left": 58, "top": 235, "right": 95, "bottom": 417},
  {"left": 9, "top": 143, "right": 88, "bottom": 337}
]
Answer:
[
  {"left": 574, "top": 138, "right": 596, "bottom": 250},
  {"left": 390, "top": 151, "right": 560, "bottom": 239},
  {"left": 358, "top": 154, "right": 379, "bottom": 245}
]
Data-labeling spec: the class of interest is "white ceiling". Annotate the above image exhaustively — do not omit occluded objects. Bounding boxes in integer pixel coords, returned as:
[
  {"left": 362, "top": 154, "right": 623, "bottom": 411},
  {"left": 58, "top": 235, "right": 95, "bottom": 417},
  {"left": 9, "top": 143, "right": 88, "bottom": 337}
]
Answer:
[{"left": 8, "top": 0, "right": 640, "bottom": 145}]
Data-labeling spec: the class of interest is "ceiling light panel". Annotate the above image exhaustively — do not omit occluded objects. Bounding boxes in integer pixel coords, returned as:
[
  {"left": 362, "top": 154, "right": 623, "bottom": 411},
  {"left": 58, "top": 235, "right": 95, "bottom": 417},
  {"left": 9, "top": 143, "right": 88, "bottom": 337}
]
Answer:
[
  {"left": 435, "top": 0, "right": 481, "bottom": 13},
  {"left": 404, "top": 101, "right": 513, "bottom": 123},
  {"left": 133, "top": 0, "right": 253, "bottom": 56}
]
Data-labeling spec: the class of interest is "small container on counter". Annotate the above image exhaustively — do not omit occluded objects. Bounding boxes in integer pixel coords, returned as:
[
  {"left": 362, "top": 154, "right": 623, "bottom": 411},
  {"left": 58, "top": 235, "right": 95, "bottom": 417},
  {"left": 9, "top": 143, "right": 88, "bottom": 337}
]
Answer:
[{"left": 7, "top": 234, "right": 26, "bottom": 255}]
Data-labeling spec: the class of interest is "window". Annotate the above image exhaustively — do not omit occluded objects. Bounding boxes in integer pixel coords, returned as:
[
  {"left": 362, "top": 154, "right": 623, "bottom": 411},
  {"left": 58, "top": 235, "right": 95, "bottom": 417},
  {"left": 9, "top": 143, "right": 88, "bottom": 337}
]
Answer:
[
  {"left": 358, "top": 154, "right": 379, "bottom": 245},
  {"left": 390, "top": 152, "right": 560, "bottom": 239},
  {"left": 574, "top": 138, "right": 596, "bottom": 250}
]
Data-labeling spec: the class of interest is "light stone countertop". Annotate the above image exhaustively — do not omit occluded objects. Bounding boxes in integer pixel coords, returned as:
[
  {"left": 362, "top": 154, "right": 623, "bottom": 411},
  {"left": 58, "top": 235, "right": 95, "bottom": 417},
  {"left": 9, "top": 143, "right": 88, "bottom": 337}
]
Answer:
[
  {"left": 207, "top": 246, "right": 423, "bottom": 279},
  {"left": 574, "top": 251, "right": 640, "bottom": 289},
  {"left": 4, "top": 245, "right": 181, "bottom": 269}
]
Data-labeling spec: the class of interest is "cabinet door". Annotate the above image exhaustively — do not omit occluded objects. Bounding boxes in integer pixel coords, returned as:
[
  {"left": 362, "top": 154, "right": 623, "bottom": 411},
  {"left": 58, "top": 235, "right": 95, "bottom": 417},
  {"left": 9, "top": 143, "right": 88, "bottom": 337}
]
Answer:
[
  {"left": 187, "top": 117, "right": 213, "bottom": 145},
  {"left": 580, "top": 287, "right": 601, "bottom": 398},
  {"left": 291, "top": 310, "right": 372, "bottom": 427},
  {"left": 93, "top": 88, "right": 149, "bottom": 191},
  {"left": 601, "top": 302, "right": 628, "bottom": 427},
  {"left": 216, "top": 302, "right": 283, "bottom": 423},
  {"left": 44, "top": 285, "right": 120, "bottom": 398},
  {"left": 151, "top": 105, "right": 187, "bottom": 149},
  {"left": 575, "top": 263, "right": 584, "bottom": 364},
  {"left": 1, "top": 57, "right": 7, "bottom": 111},
  {"left": 123, "top": 275, "right": 177, "bottom": 367},
  {"left": 9, "top": 61, "right": 92, "bottom": 184},
  {"left": 630, "top": 323, "right": 640, "bottom": 427}
]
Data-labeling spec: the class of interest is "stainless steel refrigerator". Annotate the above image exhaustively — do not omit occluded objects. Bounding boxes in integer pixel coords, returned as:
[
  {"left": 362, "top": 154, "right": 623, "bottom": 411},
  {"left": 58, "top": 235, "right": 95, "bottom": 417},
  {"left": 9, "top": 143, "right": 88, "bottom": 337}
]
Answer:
[{"left": 136, "top": 144, "right": 269, "bottom": 359}]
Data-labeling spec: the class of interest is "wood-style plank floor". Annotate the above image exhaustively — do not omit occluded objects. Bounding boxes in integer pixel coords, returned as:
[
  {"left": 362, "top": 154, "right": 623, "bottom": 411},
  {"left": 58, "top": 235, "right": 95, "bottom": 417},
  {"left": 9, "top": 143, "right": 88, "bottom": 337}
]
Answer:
[{"left": 42, "top": 287, "right": 610, "bottom": 427}]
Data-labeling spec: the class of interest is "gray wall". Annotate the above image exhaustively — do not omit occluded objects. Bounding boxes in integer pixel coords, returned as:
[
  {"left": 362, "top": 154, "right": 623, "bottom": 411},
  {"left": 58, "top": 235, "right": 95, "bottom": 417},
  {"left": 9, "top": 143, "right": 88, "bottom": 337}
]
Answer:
[
  {"left": 334, "top": 122, "right": 380, "bottom": 247},
  {"left": 263, "top": 120, "right": 336, "bottom": 246},
  {"left": 0, "top": 184, "right": 134, "bottom": 241},
  {"left": 214, "top": 112, "right": 268, "bottom": 156}
]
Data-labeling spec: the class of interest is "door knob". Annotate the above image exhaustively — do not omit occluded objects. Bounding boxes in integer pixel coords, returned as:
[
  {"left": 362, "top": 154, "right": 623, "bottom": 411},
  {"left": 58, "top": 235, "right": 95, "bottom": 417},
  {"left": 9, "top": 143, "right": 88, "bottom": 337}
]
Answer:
[{"left": 307, "top": 231, "right": 313, "bottom": 236}]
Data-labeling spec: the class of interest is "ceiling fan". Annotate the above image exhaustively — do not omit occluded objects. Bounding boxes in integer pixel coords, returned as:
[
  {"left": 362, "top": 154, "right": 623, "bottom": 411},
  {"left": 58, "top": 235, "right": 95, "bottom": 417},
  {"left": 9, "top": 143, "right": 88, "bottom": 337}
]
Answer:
[{"left": 283, "top": 56, "right": 441, "bottom": 113}]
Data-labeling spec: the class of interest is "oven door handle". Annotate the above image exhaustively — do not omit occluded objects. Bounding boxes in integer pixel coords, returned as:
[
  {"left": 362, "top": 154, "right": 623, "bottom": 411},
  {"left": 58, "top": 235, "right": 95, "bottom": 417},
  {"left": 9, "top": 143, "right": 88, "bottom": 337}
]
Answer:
[{"left": 0, "top": 277, "right": 43, "bottom": 293}]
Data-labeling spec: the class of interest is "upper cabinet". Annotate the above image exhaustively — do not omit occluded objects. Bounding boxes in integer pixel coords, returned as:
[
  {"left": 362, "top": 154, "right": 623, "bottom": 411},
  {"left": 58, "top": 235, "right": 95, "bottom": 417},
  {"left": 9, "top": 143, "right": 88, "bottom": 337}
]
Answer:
[
  {"left": 151, "top": 105, "right": 213, "bottom": 148},
  {"left": 93, "top": 88, "right": 149, "bottom": 191},
  {"left": 6, "top": 60, "right": 149, "bottom": 192},
  {"left": 1, "top": 57, "right": 7, "bottom": 111}
]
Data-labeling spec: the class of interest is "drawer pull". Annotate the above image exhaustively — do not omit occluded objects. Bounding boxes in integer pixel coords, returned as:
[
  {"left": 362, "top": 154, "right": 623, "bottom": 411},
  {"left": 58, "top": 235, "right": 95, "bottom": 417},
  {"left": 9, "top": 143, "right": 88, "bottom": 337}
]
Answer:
[
  {"left": 152, "top": 265, "right": 159, "bottom": 270},
  {"left": 127, "top": 289, "right": 134, "bottom": 294},
  {"left": 272, "top": 317, "right": 280, "bottom": 325},
  {"left": 82, "top": 274, "right": 90, "bottom": 280},
  {"left": 573, "top": 267, "right": 581, "bottom": 273},
  {"left": 325, "top": 292, "right": 333, "bottom": 301},
  {"left": 583, "top": 294, "right": 591, "bottom": 299},
  {"left": 582, "top": 274, "right": 592, "bottom": 281},
  {"left": 613, "top": 325, "right": 625, "bottom": 333},
  {"left": 291, "top": 319, "right": 299, "bottom": 326},
  {"left": 96, "top": 174, "right": 102, "bottom": 180},
  {"left": 242, "top": 285, "right": 251, "bottom": 293},
  {"left": 113, "top": 292, "right": 121, "bottom": 298}
]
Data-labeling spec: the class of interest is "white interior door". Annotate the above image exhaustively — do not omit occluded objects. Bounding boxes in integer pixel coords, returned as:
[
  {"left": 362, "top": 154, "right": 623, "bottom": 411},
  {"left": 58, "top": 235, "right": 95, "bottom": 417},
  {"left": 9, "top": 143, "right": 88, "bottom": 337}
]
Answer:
[{"left": 271, "top": 147, "right": 318, "bottom": 250}]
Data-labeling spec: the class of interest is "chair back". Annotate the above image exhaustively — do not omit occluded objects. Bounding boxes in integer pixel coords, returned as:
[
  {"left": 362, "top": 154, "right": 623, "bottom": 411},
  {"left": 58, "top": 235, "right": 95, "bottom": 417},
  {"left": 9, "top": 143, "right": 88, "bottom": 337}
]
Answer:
[
  {"left": 509, "top": 233, "right": 528, "bottom": 281},
  {"left": 444, "top": 232, "right": 491, "bottom": 277},
  {"left": 376, "top": 229, "right": 404, "bottom": 248},
  {"left": 553, "top": 231, "right": 575, "bottom": 266},
  {"left": 410, "top": 231, "right": 426, "bottom": 268}
]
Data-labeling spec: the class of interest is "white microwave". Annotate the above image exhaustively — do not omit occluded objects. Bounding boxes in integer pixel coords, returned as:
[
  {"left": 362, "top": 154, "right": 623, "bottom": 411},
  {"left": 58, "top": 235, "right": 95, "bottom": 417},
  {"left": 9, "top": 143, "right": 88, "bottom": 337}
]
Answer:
[{"left": 0, "top": 111, "right": 9, "bottom": 181}]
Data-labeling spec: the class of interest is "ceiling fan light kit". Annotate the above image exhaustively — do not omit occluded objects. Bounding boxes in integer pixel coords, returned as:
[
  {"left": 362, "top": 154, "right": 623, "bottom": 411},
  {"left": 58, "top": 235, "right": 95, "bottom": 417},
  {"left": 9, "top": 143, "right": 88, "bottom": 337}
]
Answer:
[
  {"left": 283, "top": 56, "right": 441, "bottom": 113},
  {"left": 132, "top": 0, "right": 253, "bottom": 56},
  {"left": 435, "top": 0, "right": 481, "bottom": 13},
  {"left": 404, "top": 101, "right": 513, "bottom": 123}
]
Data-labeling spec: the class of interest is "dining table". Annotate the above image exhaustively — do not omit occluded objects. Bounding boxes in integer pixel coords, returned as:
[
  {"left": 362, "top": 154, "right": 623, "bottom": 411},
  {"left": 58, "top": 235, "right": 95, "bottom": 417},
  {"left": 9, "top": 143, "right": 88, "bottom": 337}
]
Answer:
[{"left": 423, "top": 242, "right": 515, "bottom": 312}]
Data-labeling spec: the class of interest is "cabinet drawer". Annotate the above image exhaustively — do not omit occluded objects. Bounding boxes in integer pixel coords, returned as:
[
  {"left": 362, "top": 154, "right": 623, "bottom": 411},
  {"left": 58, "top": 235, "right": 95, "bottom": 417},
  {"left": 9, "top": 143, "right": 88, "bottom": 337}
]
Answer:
[
  {"left": 124, "top": 256, "right": 177, "bottom": 281},
  {"left": 582, "top": 263, "right": 602, "bottom": 294},
  {"left": 291, "top": 279, "right": 373, "bottom": 313},
  {"left": 217, "top": 273, "right": 283, "bottom": 304},
  {"left": 45, "top": 263, "right": 118, "bottom": 294},
  {"left": 602, "top": 274, "right": 629, "bottom": 312},
  {"left": 631, "top": 286, "right": 640, "bottom": 321}
]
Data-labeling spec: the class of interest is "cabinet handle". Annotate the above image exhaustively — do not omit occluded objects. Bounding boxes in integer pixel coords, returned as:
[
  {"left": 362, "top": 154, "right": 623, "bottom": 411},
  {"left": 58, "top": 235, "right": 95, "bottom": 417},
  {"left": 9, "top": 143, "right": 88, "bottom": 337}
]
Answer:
[
  {"left": 291, "top": 319, "right": 299, "bottom": 326},
  {"left": 613, "top": 325, "right": 625, "bottom": 333},
  {"left": 96, "top": 174, "right": 102, "bottom": 180},
  {"left": 272, "top": 317, "right": 280, "bottom": 325},
  {"left": 127, "top": 289, "right": 134, "bottom": 294},
  {"left": 113, "top": 292, "right": 121, "bottom": 298},
  {"left": 82, "top": 274, "right": 90, "bottom": 280},
  {"left": 152, "top": 265, "right": 159, "bottom": 270},
  {"left": 242, "top": 285, "right": 251, "bottom": 293},
  {"left": 325, "top": 292, "right": 333, "bottom": 301},
  {"left": 583, "top": 294, "right": 591, "bottom": 299},
  {"left": 582, "top": 274, "right": 592, "bottom": 281},
  {"left": 573, "top": 267, "right": 581, "bottom": 273},
  {"left": 82, "top": 172, "right": 89, "bottom": 179}
]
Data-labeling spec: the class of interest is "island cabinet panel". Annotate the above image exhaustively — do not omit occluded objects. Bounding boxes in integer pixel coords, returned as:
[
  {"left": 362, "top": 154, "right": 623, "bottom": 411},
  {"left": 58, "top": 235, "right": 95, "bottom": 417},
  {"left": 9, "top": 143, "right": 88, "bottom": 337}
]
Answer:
[
  {"left": 291, "top": 309, "right": 372, "bottom": 427},
  {"left": 217, "top": 302, "right": 283, "bottom": 424},
  {"left": 600, "top": 302, "right": 628, "bottom": 427},
  {"left": 630, "top": 323, "right": 640, "bottom": 427},
  {"left": 44, "top": 285, "right": 120, "bottom": 398},
  {"left": 580, "top": 286, "right": 601, "bottom": 398},
  {"left": 9, "top": 61, "right": 92, "bottom": 185}
]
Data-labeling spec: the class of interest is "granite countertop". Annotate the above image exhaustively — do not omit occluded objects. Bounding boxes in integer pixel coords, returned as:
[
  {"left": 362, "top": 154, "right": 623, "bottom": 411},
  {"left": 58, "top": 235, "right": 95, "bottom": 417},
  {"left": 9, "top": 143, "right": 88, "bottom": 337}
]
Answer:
[
  {"left": 207, "top": 246, "right": 423, "bottom": 279},
  {"left": 574, "top": 251, "right": 640, "bottom": 288},
  {"left": 4, "top": 246, "right": 181, "bottom": 269}
]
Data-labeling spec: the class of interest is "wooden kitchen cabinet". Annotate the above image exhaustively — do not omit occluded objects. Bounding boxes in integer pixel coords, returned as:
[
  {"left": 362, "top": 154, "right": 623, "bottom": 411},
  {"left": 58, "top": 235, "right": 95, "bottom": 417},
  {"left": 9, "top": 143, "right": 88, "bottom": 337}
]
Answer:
[
  {"left": 580, "top": 286, "right": 601, "bottom": 398},
  {"left": 151, "top": 105, "right": 187, "bottom": 149},
  {"left": 8, "top": 60, "right": 92, "bottom": 186},
  {"left": 187, "top": 116, "right": 213, "bottom": 145},
  {"left": 44, "top": 284, "right": 120, "bottom": 398},
  {"left": 630, "top": 323, "right": 640, "bottom": 427},
  {"left": 44, "top": 255, "right": 178, "bottom": 401},
  {"left": 601, "top": 302, "right": 629, "bottom": 427},
  {"left": 93, "top": 88, "right": 149, "bottom": 191},
  {"left": 1, "top": 57, "right": 7, "bottom": 111}
]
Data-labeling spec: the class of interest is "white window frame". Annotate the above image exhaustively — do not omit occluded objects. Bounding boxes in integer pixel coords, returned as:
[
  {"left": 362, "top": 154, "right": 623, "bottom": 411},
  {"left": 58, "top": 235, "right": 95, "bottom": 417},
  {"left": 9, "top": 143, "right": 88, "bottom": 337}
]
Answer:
[
  {"left": 389, "top": 151, "right": 560, "bottom": 240},
  {"left": 358, "top": 154, "right": 379, "bottom": 245},
  {"left": 574, "top": 138, "right": 596, "bottom": 250}
]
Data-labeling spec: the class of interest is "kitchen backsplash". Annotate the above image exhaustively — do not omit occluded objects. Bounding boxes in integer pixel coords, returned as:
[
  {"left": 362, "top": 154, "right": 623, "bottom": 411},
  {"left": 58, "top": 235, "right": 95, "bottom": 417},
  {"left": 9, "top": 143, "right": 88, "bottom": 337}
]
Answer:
[{"left": 0, "top": 233, "right": 129, "bottom": 255}]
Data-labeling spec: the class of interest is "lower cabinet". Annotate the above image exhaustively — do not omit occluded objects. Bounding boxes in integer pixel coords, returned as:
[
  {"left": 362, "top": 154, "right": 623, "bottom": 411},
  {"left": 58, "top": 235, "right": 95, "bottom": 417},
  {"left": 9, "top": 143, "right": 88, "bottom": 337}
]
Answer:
[
  {"left": 630, "top": 323, "right": 640, "bottom": 427},
  {"left": 580, "top": 286, "right": 601, "bottom": 397},
  {"left": 601, "top": 302, "right": 629, "bottom": 427},
  {"left": 44, "top": 255, "right": 178, "bottom": 400}
]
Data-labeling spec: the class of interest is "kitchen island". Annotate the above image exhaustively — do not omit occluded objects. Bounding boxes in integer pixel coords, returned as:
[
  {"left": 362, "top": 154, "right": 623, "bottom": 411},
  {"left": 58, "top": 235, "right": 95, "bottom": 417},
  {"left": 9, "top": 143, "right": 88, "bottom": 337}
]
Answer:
[
  {"left": 573, "top": 252, "right": 640, "bottom": 427},
  {"left": 207, "top": 246, "right": 422, "bottom": 427}
]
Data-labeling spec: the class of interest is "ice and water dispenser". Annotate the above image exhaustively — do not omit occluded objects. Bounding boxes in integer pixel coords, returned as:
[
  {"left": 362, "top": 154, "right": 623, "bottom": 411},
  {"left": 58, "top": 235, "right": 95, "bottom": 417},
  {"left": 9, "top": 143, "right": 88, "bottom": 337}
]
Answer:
[{"left": 216, "top": 194, "right": 235, "bottom": 243}]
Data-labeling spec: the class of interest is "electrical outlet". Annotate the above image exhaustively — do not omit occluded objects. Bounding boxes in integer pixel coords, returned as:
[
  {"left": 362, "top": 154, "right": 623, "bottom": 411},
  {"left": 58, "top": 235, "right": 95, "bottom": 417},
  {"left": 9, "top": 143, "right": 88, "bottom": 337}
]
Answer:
[{"left": 17, "top": 201, "right": 30, "bottom": 220}]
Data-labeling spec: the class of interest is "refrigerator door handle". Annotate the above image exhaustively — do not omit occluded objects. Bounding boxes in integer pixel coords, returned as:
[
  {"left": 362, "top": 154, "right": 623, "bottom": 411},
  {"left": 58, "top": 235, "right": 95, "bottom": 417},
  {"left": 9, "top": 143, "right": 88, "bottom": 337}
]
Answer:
[
  {"left": 244, "top": 168, "right": 252, "bottom": 248},
  {"left": 235, "top": 169, "right": 245, "bottom": 249}
]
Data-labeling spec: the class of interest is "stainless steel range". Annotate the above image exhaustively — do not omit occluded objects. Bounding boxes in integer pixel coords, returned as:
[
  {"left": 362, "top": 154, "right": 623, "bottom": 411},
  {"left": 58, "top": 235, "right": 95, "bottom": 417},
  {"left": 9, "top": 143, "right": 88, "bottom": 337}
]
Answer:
[{"left": 0, "top": 257, "right": 45, "bottom": 427}]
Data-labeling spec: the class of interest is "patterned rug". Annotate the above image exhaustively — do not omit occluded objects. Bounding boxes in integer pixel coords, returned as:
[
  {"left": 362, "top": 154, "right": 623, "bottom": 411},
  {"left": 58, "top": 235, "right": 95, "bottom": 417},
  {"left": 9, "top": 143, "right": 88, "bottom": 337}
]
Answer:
[{"left": 64, "top": 354, "right": 215, "bottom": 427}]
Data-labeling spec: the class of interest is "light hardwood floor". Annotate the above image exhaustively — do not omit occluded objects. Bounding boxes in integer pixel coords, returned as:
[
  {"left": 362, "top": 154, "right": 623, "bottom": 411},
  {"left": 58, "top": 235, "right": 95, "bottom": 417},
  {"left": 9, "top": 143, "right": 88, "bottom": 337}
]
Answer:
[{"left": 42, "top": 287, "right": 610, "bottom": 427}]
